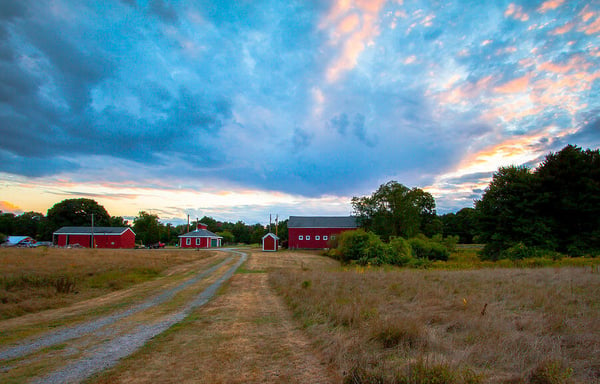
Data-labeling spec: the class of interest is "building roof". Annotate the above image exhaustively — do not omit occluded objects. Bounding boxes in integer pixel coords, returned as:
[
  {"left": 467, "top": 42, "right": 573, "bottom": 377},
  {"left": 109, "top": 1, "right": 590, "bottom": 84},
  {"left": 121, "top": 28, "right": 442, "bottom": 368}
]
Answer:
[
  {"left": 178, "top": 229, "right": 222, "bottom": 238},
  {"left": 53, "top": 227, "right": 134, "bottom": 235},
  {"left": 262, "top": 232, "right": 279, "bottom": 240},
  {"left": 288, "top": 216, "right": 358, "bottom": 229}
]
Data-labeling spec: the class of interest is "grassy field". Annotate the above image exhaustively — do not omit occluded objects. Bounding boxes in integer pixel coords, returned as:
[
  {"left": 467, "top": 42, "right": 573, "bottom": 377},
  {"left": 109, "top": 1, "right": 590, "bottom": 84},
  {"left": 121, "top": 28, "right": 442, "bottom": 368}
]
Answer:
[
  {"left": 270, "top": 260, "right": 600, "bottom": 383},
  {"left": 0, "top": 247, "right": 215, "bottom": 319}
]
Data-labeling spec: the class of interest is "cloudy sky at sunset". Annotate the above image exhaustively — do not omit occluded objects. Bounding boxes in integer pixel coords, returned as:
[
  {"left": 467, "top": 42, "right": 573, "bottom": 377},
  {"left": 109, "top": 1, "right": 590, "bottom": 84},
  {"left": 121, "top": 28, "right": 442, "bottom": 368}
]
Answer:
[{"left": 1, "top": 0, "right": 599, "bottom": 224}]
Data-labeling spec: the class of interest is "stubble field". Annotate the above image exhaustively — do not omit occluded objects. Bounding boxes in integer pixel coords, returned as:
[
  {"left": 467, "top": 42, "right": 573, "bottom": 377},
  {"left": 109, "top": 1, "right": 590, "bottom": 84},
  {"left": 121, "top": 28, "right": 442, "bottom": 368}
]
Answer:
[{"left": 0, "top": 247, "right": 598, "bottom": 383}]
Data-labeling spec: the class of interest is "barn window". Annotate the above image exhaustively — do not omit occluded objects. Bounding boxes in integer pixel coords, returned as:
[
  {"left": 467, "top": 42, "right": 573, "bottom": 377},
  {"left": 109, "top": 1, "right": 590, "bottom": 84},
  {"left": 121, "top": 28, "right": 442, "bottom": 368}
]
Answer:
[
  {"left": 196, "top": 238, "right": 201, "bottom": 245},
  {"left": 306, "top": 235, "right": 310, "bottom": 240},
  {"left": 299, "top": 235, "right": 303, "bottom": 240},
  {"left": 186, "top": 238, "right": 191, "bottom": 245},
  {"left": 323, "top": 236, "right": 328, "bottom": 241},
  {"left": 315, "top": 235, "right": 320, "bottom": 240}
]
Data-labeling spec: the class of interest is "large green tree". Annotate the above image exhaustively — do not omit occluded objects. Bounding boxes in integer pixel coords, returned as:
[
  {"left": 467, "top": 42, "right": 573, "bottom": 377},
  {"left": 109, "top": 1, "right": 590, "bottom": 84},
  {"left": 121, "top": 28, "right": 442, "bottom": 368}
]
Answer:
[
  {"left": 475, "top": 145, "right": 600, "bottom": 258},
  {"left": 352, "top": 181, "right": 436, "bottom": 240},
  {"left": 46, "top": 198, "right": 111, "bottom": 231},
  {"left": 133, "top": 211, "right": 160, "bottom": 245}
]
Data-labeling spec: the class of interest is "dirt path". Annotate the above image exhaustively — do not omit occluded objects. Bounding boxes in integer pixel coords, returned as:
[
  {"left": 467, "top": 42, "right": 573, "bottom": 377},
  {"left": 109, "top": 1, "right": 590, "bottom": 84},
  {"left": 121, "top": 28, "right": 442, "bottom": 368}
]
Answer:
[
  {"left": 91, "top": 250, "right": 340, "bottom": 383},
  {"left": 1, "top": 248, "right": 339, "bottom": 383},
  {"left": 0, "top": 249, "right": 246, "bottom": 383}
]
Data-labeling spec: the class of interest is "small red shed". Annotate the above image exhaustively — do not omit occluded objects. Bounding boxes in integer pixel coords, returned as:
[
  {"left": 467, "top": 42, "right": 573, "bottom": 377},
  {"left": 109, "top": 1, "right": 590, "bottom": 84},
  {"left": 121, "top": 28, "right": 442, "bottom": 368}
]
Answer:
[
  {"left": 178, "top": 223, "right": 222, "bottom": 249},
  {"left": 262, "top": 233, "right": 279, "bottom": 252},
  {"left": 53, "top": 227, "right": 136, "bottom": 248},
  {"left": 288, "top": 216, "right": 358, "bottom": 249}
]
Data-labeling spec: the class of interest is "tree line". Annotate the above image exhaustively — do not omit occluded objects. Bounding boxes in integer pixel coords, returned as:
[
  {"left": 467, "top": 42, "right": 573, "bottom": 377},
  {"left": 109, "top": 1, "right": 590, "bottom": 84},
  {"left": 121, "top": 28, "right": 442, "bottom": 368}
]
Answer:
[
  {"left": 350, "top": 144, "right": 599, "bottom": 260},
  {"left": 0, "top": 198, "right": 288, "bottom": 246}
]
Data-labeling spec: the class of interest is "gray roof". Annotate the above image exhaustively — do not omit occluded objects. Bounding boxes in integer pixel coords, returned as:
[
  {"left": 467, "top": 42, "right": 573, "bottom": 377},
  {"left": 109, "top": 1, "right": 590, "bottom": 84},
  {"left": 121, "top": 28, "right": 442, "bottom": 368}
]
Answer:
[
  {"left": 262, "top": 233, "right": 279, "bottom": 240},
  {"left": 53, "top": 227, "right": 134, "bottom": 235},
  {"left": 288, "top": 216, "right": 358, "bottom": 229},
  {"left": 179, "top": 229, "right": 222, "bottom": 238}
]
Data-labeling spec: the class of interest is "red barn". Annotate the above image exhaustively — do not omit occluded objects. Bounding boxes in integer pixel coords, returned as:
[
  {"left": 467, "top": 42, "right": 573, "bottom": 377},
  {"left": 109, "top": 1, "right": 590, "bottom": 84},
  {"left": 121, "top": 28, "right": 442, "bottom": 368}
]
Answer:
[
  {"left": 179, "top": 223, "right": 222, "bottom": 248},
  {"left": 288, "top": 216, "right": 358, "bottom": 249},
  {"left": 262, "top": 233, "right": 279, "bottom": 252},
  {"left": 53, "top": 227, "right": 136, "bottom": 248}
]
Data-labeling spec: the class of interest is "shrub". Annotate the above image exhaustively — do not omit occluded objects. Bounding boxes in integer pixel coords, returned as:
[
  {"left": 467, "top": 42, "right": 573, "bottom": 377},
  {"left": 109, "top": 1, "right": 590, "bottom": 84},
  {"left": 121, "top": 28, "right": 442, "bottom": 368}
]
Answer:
[
  {"left": 337, "top": 230, "right": 386, "bottom": 264},
  {"left": 408, "top": 237, "right": 449, "bottom": 261},
  {"left": 386, "top": 237, "right": 413, "bottom": 266}
]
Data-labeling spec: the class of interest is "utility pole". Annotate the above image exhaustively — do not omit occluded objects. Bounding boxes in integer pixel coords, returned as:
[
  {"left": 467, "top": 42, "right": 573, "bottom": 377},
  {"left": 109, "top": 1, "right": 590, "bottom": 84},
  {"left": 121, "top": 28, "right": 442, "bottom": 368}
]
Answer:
[
  {"left": 275, "top": 214, "right": 278, "bottom": 237},
  {"left": 91, "top": 213, "right": 95, "bottom": 249},
  {"left": 187, "top": 214, "right": 190, "bottom": 233}
]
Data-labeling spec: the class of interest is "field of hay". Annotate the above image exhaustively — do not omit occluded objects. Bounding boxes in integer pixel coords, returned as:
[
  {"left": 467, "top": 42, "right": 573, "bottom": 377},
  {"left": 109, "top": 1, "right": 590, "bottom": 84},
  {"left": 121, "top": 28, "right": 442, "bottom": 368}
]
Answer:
[
  {"left": 270, "top": 265, "right": 600, "bottom": 383},
  {"left": 0, "top": 247, "right": 210, "bottom": 319}
]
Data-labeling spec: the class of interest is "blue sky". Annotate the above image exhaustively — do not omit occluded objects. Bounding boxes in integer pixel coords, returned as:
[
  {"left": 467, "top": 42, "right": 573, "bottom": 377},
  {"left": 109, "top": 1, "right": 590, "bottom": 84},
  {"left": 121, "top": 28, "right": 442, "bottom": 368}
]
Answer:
[{"left": 1, "top": 0, "right": 598, "bottom": 224}]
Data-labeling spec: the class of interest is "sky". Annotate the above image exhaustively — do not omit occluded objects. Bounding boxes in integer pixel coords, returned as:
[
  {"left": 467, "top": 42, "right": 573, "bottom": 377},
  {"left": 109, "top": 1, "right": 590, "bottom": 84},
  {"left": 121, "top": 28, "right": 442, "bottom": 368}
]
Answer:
[{"left": 1, "top": 0, "right": 599, "bottom": 225}]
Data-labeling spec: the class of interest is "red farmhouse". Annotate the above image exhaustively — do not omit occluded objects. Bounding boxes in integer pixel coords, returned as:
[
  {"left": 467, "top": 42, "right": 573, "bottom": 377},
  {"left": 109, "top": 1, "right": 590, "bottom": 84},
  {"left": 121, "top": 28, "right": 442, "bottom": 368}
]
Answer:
[
  {"left": 179, "top": 223, "right": 222, "bottom": 248},
  {"left": 262, "top": 233, "right": 279, "bottom": 252},
  {"left": 288, "top": 216, "right": 358, "bottom": 249},
  {"left": 53, "top": 227, "right": 136, "bottom": 248}
]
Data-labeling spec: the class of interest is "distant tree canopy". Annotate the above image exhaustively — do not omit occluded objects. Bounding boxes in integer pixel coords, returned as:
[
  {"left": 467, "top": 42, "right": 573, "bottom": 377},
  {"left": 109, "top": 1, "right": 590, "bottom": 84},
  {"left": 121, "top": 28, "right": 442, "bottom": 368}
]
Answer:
[
  {"left": 47, "top": 198, "right": 111, "bottom": 229},
  {"left": 476, "top": 145, "right": 600, "bottom": 259},
  {"left": 352, "top": 181, "right": 436, "bottom": 240},
  {"left": 133, "top": 211, "right": 160, "bottom": 245}
]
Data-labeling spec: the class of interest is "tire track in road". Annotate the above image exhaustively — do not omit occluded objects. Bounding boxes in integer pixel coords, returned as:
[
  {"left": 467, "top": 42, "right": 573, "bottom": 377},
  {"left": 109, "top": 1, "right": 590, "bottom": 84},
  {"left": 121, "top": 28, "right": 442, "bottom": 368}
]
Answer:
[
  {"left": 0, "top": 255, "right": 234, "bottom": 363},
  {"left": 34, "top": 250, "right": 247, "bottom": 384}
]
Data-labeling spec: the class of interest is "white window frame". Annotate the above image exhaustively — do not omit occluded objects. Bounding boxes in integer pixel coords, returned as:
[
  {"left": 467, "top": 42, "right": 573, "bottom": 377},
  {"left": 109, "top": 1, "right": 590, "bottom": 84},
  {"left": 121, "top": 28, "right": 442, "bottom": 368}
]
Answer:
[
  {"left": 299, "top": 235, "right": 303, "bottom": 240},
  {"left": 323, "top": 235, "right": 328, "bottom": 241},
  {"left": 196, "top": 238, "right": 201, "bottom": 245},
  {"left": 306, "top": 235, "right": 311, "bottom": 240},
  {"left": 186, "top": 238, "right": 191, "bottom": 245},
  {"left": 315, "top": 235, "right": 320, "bottom": 240}
]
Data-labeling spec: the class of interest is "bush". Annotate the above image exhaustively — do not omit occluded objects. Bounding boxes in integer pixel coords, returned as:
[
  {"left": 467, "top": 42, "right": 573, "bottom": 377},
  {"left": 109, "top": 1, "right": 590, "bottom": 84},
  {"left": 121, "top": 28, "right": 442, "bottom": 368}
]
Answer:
[
  {"left": 386, "top": 237, "right": 413, "bottom": 266},
  {"left": 337, "top": 230, "right": 385, "bottom": 264},
  {"left": 408, "top": 237, "right": 450, "bottom": 261}
]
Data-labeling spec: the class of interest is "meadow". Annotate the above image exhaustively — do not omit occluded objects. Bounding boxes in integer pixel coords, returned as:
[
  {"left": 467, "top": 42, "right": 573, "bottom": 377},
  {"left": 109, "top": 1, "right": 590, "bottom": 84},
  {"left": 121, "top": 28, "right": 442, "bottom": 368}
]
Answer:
[
  {"left": 270, "top": 254, "right": 600, "bottom": 383},
  {"left": 0, "top": 247, "right": 209, "bottom": 319}
]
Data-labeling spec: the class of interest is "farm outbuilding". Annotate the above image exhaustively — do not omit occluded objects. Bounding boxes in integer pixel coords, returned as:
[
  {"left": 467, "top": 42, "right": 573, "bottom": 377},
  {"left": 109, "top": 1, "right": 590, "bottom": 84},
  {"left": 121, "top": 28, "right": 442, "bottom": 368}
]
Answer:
[
  {"left": 288, "top": 216, "right": 358, "bottom": 249},
  {"left": 53, "top": 227, "right": 136, "bottom": 248},
  {"left": 262, "top": 233, "right": 279, "bottom": 252},
  {"left": 178, "top": 223, "right": 222, "bottom": 248}
]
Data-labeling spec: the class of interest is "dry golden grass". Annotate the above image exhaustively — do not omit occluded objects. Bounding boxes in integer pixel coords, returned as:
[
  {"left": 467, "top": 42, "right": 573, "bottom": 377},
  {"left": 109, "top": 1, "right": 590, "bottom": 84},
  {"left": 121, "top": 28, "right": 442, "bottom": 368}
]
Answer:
[
  {"left": 0, "top": 247, "right": 217, "bottom": 319},
  {"left": 89, "top": 249, "right": 340, "bottom": 384},
  {"left": 270, "top": 266, "right": 600, "bottom": 383}
]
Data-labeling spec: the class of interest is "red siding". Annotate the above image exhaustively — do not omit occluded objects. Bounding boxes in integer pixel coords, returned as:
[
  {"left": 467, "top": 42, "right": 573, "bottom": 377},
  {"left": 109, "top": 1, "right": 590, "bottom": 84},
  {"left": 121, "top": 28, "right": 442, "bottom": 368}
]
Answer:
[
  {"left": 179, "top": 237, "right": 212, "bottom": 248},
  {"left": 262, "top": 234, "right": 278, "bottom": 251},
  {"left": 288, "top": 227, "right": 355, "bottom": 249},
  {"left": 56, "top": 229, "right": 135, "bottom": 249}
]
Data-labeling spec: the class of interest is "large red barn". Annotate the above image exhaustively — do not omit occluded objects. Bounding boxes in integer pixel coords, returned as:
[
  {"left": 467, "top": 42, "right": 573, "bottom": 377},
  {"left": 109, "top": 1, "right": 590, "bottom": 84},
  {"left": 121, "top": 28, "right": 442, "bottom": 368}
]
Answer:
[
  {"left": 53, "top": 227, "right": 136, "bottom": 248},
  {"left": 178, "top": 223, "right": 222, "bottom": 248},
  {"left": 288, "top": 216, "right": 358, "bottom": 249}
]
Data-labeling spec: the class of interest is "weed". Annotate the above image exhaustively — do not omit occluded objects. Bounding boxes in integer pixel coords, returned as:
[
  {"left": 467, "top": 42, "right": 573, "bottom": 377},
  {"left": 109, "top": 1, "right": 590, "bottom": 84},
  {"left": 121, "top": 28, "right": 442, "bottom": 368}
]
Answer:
[{"left": 528, "top": 360, "right": 573, "bottom": 384}]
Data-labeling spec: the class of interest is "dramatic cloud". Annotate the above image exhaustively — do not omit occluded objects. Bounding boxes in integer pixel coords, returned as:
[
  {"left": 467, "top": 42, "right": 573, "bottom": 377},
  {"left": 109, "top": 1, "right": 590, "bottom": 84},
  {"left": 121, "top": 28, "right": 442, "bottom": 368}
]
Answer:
[{"left": 1, "top": 0, "right": 598, "bottom": 222}]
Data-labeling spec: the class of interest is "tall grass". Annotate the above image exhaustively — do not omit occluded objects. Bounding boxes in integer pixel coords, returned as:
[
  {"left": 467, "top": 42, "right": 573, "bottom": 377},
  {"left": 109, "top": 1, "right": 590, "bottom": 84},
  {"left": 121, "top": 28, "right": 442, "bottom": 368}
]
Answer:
[
  {"left": 0, "top": 247, "right": 211, "bottom": 319},
  {"left": 270, "top": 266, "right": 599, "bottom": 383}
]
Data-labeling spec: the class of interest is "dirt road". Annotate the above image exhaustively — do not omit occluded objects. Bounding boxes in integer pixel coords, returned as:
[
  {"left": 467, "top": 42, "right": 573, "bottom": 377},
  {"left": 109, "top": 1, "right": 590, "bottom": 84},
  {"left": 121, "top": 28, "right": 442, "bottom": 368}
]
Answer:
[{"left": 0, "top": 248, "right": 339, "bottom": 383}]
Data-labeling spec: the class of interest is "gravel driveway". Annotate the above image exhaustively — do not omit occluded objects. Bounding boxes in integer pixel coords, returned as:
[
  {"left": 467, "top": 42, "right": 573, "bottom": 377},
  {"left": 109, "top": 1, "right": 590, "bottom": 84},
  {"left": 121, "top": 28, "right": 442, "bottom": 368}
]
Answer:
[{"left": 0, "top": 249, "right": 247, "bottom": 384}]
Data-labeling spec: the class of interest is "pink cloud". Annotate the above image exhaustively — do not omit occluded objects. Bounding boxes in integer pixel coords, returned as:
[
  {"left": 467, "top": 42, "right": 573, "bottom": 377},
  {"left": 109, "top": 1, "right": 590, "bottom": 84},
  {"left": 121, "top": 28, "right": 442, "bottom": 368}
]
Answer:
[
  {"left": 505, "top": 3, "right": 529, "bottom": 21},
  {"left": 494, "top": 74, "right": 531, "bottom": 93},
  {"left": 321, "top": 0, "right": 387, "bottom": 82},
  {"left": 551, "top": 21, "right": 575, "bottom": 35},
  {"left": 538, "top": 0, "right": 565, "bottom": 13}
]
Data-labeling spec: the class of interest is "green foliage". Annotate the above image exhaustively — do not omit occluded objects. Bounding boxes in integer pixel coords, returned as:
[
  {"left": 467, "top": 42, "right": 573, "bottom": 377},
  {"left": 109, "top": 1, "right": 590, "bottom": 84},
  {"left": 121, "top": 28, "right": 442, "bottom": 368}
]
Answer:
[
  {"left": 408, "top": 236, "right": 450, "bottom": 261},
  {"left": 337, "top": 229, "right": 383, "bottom": 264},
  {"left": 133, "top": 211, "right": 160, "bottom": 245},
  {"left": 475, "top": 145, "right": 600, "bottom": 259},
  {"left": 217, "top": 230, "right": 234, "bottom": 244},
  {"left": 47, "top": 198, "right": 111, "bottom": 230},
  {"left": 386, "top": 237, "right": 413, "bottom": 266},
  {"left": 352, "top": 181, "right": 436, "bottom": 240}
]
